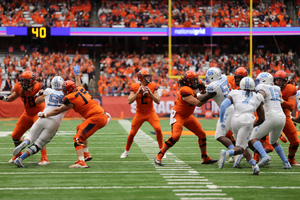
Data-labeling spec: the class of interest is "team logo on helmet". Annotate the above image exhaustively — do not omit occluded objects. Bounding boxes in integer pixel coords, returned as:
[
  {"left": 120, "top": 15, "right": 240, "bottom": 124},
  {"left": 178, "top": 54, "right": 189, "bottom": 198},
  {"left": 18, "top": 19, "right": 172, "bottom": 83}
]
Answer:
[
  {"left": 62, "top": 80, "right": 77, "bottom": 95},
  {"left": 137, "top": 69, "right": 151, "bottom": 84}
]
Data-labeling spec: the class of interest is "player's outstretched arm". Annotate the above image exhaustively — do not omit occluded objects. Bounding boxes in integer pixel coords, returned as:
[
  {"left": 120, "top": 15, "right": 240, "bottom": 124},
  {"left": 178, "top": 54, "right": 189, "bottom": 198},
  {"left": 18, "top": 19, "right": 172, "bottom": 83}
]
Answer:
[
  {"left": 0, "top": 91, "right": 19, "bottom": 102},
  {"left": 39, "top": 104, "right": 73, "bottom": 118},
  {"left": 73, "top": 63, "right": 81, "bottom": 87}
]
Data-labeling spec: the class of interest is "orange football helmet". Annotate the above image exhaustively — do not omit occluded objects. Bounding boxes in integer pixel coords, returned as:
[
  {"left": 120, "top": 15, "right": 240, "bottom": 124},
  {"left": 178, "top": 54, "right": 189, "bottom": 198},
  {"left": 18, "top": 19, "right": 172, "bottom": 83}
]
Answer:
[
  {"left": 183, "top": 70, "right": 199, "bottom": 89},
  {"left": 137, "top": 69, "right": 151, "bottom": 84},
  {"left": 274, "top": 70, "right": 288, "bottom": 89},
  {"left": 234, "top": 67, "right": 248, "bottom": 86},
  {"left": 62, "top": 80, "right": 77, "bottom": 95},
  {"left": 20, "top": 71, "right": 36, "bottom": 89}
]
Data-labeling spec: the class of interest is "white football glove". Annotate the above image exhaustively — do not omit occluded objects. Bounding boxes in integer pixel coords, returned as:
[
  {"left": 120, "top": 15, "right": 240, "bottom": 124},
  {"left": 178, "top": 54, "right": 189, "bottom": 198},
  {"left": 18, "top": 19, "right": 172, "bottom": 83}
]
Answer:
[
  {"left": 38, "top": 112, "right": 47, "bottom": 118},
  {"left": 0, "top": 96, "right": 8, "bottom": 101},
  {"left": 73, "top": 65, "right": 80, "bottom": 75},
  {"left": 280, "top": 97, "right": 284, "bottom": 104}
]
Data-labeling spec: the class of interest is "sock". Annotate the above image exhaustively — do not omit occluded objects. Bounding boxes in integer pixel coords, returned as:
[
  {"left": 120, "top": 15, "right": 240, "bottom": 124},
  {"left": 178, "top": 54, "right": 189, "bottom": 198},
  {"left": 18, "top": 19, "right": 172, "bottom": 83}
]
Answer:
[
  {"left": 125, "top": 134, "right": 135, "bottom": 151},
  {"left": 253, "top": 141, "right": 267, "bottom": 157},
  {"left": 23, "top": 140, "right": 30, "bottom": 145},
  {"left": 228, "top": 150, "right": 234, "bottom": 156},
  {"left": 198, "top": 138, "right": 207, "bottom": 157},
  {"left": 275, "top": 145, "right": 288, "bottom": 163},
  {"left": 84, "top": 148, "right": 89, "bottom": 153},
  {"left": 156, "top": 130, "right": 163, "bottom": 149},
  {"left": 78, "top": 156, "right": 84, "bottom": 161},
  {"left": 20, "top": 152, "right": 29, "bottom": 160},
  {"left": 228, "top": 145, "right": 234, "bottom": 150},
  {"left": 248, "top": 158, "right": 256, "bottom": 166},
  {"left": 41, "top": 149, "right": 47, "bottom": 157}
]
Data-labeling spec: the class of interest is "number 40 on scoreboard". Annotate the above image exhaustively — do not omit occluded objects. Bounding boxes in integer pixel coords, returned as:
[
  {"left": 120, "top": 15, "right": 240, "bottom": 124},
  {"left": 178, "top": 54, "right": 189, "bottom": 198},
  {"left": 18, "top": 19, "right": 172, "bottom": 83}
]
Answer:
[{"left": 31, "top": 27, "right": 49, "bottom": 39}]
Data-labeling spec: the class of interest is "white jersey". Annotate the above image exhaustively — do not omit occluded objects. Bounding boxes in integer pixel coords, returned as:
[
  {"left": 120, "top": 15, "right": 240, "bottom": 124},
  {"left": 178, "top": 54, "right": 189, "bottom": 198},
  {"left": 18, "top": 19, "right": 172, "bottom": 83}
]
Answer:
[
  {"left": 296, "top": 91, "right": 300, "bottom": 111},
  {"left": 229, "top": 90, "right": 264, "bottom": 116},
  {"left": 255, "top": 84, "right": 283, "bottom": 113},
  {"left": 206, "top": 75, "right": 230, "bottom": 107},
  {"left": 43, "top": 88, "right": 66, "bottom": 123}
]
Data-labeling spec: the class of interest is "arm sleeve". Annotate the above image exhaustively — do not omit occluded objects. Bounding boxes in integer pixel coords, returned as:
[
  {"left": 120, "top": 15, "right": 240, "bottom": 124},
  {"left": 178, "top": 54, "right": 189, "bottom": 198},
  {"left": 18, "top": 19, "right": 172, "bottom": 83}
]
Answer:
[
  {"left": 282, "top": 98, "right": 296, "bottom": 111},
  {"left": 220, "top": 98, "right": 232, "bottom": 123}
]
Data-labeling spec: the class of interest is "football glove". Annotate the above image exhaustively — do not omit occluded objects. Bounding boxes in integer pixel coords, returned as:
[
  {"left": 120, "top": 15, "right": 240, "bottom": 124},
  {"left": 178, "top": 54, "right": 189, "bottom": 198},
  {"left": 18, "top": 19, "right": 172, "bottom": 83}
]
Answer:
[
  {"left": 0, "top": 96, "right": 8, "bottom": 101},
  {"left": 38, "top": 112, "right": 47, "bottom": 118},
  {"left": 73, "top": 65, "right": 80, "bottom": 75},
  {"left": 34, "top": 91, "right": 44, "bottom": 97}
]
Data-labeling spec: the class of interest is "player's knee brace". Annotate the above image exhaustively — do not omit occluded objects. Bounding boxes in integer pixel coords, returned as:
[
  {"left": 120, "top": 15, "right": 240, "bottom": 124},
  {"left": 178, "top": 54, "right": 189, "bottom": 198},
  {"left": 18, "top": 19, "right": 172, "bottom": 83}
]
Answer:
[
  {"left": 74, "top": 138, "right": 85, "bottom": 148},
  {"left": 289, "top": 144, "right": 299, "bottom": 150},
  {"left": 12, "top": 138, "right": 22, "bottom": 146},
  {"left": 199, "top": 138, "right": 207, "bottom": 147},
  {"left": 165, "top": 137, "right": 177, "bottom": 147},
  {"left": 27, "top": 144, "right": 41, "bottom": 156}
]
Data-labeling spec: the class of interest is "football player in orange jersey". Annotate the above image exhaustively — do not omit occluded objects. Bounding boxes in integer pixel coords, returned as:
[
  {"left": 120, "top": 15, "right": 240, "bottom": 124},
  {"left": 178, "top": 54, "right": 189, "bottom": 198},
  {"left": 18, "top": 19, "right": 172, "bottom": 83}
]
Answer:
[
  {"left": 274, "top": 70, "right": 300, "bottom": 166},
  {"left": 0, "top": 71, "right": 49, "bottom": 165},
  {"left": 120, "top": 69, "right": 163, "bottom": 158},
  {"left": 154, "top": 70, "right": 218, "bottom": 166},
  {"left": 38, "top": 66, "right": 112, "bottom": 168}
]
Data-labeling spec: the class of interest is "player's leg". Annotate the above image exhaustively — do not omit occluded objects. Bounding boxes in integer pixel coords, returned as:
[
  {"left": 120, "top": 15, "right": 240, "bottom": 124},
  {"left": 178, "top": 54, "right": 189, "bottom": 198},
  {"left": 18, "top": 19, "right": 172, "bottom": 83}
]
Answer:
[
  {"left": 147, "top": 112, "right": 163, "bottom": 149},
  {"left": 284, "top": 119, "right": 300, "bottom": 166},
  {"left": 70, "top": 113, "right": 109, "bottom": 168},
  {"left": 121, "top": 113, "right": 146, "bottom": 158},
  {"left": 9, "top": 113, "right": 34, "bottom": 163},
  {"left": 185, "top": 115, "right": 217, "bottom": 164},
  {"left": 155, "top": 115, "right": 184, "bottom": 165}
]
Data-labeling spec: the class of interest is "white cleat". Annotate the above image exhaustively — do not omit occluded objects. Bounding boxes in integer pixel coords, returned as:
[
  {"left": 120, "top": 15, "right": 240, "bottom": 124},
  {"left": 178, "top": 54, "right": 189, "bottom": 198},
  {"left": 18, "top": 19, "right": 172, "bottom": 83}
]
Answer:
[
  {"left": 228, "top": 156, "right": 235, "bottom": 163},
  {"left": 163, "top": 154, "right": 167, "bottom": 158},
  {"left": 282, "top": 161, "right": 291, "bottom": 169},
  {"left": 218, "top": 150, "right": 229, "bottom": 169},
  {"left": 120, "top": 150, "right": 129, "bottom": 158},
  {"left": 13, "top": 158, "right": 24, "bottom": 167},
  {"left": 233, "top": 154, "right": 244, "bottom": 168},
  {"left": 13, "top": 142, "right": 28, "bottom": 156},
  {"left": 252, "top": 164, "right": 260, "bottom": 175},
  {"left": 257, "top": 155, "right": 271, "bottom": 167}
]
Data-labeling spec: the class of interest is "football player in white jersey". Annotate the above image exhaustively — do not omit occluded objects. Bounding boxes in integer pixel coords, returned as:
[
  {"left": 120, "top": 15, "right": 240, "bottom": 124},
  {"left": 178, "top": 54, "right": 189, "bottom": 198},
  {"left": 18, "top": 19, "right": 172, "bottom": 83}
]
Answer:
[
  {"left": 249, "top": 72, "right": 291, "bottom": 169},
  {"left": 198, "top": 68, "right": 236, "bottom": 158},
  {"left": 13, "top": 76, "right": 66, "bottom": 167},
  {"left": 292, "top": 91, "right": 300, "bottom": 124},
  {"left": 218, "top": 77, "right": 265, "bottom": 175}
]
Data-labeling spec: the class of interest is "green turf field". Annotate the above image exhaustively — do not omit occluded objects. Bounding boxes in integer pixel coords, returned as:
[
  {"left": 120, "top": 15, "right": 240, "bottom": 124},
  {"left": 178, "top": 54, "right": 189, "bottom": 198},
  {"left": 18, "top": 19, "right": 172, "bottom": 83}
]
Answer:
[{"left": 1, "top": 119, "right": 300, "bottom": 200}]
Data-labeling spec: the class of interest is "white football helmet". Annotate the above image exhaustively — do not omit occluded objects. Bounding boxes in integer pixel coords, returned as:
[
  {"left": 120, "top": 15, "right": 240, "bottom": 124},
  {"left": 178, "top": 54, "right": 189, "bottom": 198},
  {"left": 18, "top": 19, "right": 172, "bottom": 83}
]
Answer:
[
  {"left": 205, "top": 67, "right": 221, "bottom": 84},
  {"left": 240, "top": 77, "right": 255, "bottom": 91},
  {"left": 296, "top": 90, "right": 300, "bottom": 103},
  {"left": 256, "top": 72, "right": 273, "bottom": 85},
  {"left": 51, "top": 76, "right": 65, "bottom": 90}
]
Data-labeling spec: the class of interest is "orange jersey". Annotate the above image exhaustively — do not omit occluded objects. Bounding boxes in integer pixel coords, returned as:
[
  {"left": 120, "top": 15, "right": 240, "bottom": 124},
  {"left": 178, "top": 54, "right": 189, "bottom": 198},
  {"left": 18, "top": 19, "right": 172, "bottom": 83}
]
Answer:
[
  {"left": 281, "top": 84, "right": 296, "bottom": 118},
  {"left": 130, "top": 82, "right": 158, "bottom": 113},
  {"left": 173, "top": 86, "right": 196, "bottom": 117},
  {"left": 63, "top": 86, "right": 104, "bottom": 119},
  {"left": 227, "top": 75, "right": 239, "bottom": 89},
  {"left": 14, "top": 82, "right": 45, "bottom": 115}
]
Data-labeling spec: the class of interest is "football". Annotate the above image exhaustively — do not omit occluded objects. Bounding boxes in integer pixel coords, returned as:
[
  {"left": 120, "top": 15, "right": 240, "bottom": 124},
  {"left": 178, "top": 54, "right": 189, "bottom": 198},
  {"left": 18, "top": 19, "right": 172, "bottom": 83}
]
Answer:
[{"left": 141, "top": 86, "right": 149, "bottom": 96}]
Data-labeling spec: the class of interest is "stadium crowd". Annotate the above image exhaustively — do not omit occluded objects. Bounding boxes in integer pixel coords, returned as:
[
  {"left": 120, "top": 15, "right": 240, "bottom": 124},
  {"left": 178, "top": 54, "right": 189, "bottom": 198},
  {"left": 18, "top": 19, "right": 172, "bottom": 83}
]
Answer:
[
  {"left": 0, "top": 0, "right": 91, "bottom": 27},
  {"left": 97, "top": 0, "right": 291, "bottom": 28},
  {"left": 1, "top": 48, "right": 298, "bottom": 97}
]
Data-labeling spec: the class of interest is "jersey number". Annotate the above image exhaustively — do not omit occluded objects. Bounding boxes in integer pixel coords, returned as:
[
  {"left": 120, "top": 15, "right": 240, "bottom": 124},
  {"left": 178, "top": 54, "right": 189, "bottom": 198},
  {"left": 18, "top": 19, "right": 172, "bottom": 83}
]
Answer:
[
  {"left": 242, "top": 92, "right": 253, "bottom": 104},
  {"left": 141, "top": 96, "right": 148, "bottom": 104},
  {"left": 75, "top": 88, "right": 88, "bottom": 104},
  {"left": 22, "top": 96, "right": 35, "bottom": 107},
  {"left": 269, "top": 87, "right": 280, "bottom": 102},
  {"left": 220, "top": 81, "right": 230, "bottom": 97},
  {"left": 48, "top": 94, "right": 64, "bottom": 107}
]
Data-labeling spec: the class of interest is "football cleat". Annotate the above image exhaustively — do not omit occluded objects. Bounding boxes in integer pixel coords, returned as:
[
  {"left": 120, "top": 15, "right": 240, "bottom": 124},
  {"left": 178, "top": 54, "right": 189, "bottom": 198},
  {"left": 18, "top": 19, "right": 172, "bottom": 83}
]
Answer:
[
  {"left": 9, "top": 152, "right": 23, "bottom": 163},
  {"left": 252, "top": 164, "right": 260, "bottom": 175},
  {"left": 13, "top": 142, "right": 28, "bottom": 156},
  {"left": 228, "top": 156, "right": 235, "bottom": 163},
  {"left": 201, "top": 155, "right": 218, "bottom": 164},
  {"left": 279, "top": 135, "right": 287, "bottom": 143},
  {"left": 154, "top": 153, "right": 163, "bottom": 166},
  {"left": 69, "top": 160, "right": 88, "bottom": 168},
  {"left": 257, "top": 155, "right": 271, "bottom": 167},
  {"left": 120, "top": 150, "right": 129, "bottom": 158},
  {"left": 84, "top": 152, "right": 92, "bottom": 162},
  {"left": 288, "top": 158, "right": 300, "bottom": 167},
  {"left": 13, "top": 158, "right": 24, "bottom": 168},
  {"left": 38, "top": 156, "right": 50, "bottom": 165},
  {"left": 233, "top": 154, "right": 244, "bottom": 168},
  {"left": 218, "top": 150, "right": 229, "bottom": 169},
  {"left": 282, "top": 161, "right": 292, "bottom": 169}
]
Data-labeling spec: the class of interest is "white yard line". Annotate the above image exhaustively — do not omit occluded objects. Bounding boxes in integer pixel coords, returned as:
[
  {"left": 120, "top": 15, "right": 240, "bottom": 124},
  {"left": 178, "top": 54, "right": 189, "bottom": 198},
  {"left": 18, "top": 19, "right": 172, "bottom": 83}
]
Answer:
[{"left": 117, "top": 120, "right": 230, "bottom": 199}]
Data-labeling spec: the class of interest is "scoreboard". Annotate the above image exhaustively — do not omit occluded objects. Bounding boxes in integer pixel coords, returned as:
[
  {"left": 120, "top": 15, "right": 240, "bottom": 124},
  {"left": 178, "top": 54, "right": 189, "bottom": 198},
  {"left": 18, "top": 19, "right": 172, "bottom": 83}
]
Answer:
[{"left": 2, "top": 27, "right": 300, "bottom": 37}]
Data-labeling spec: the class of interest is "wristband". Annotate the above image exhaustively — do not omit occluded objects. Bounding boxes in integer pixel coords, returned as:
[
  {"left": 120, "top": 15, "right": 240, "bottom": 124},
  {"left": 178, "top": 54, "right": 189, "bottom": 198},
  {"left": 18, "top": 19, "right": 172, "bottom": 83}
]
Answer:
[{"left": 2, "top": 96, "right": 8, "bottom": 101}]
